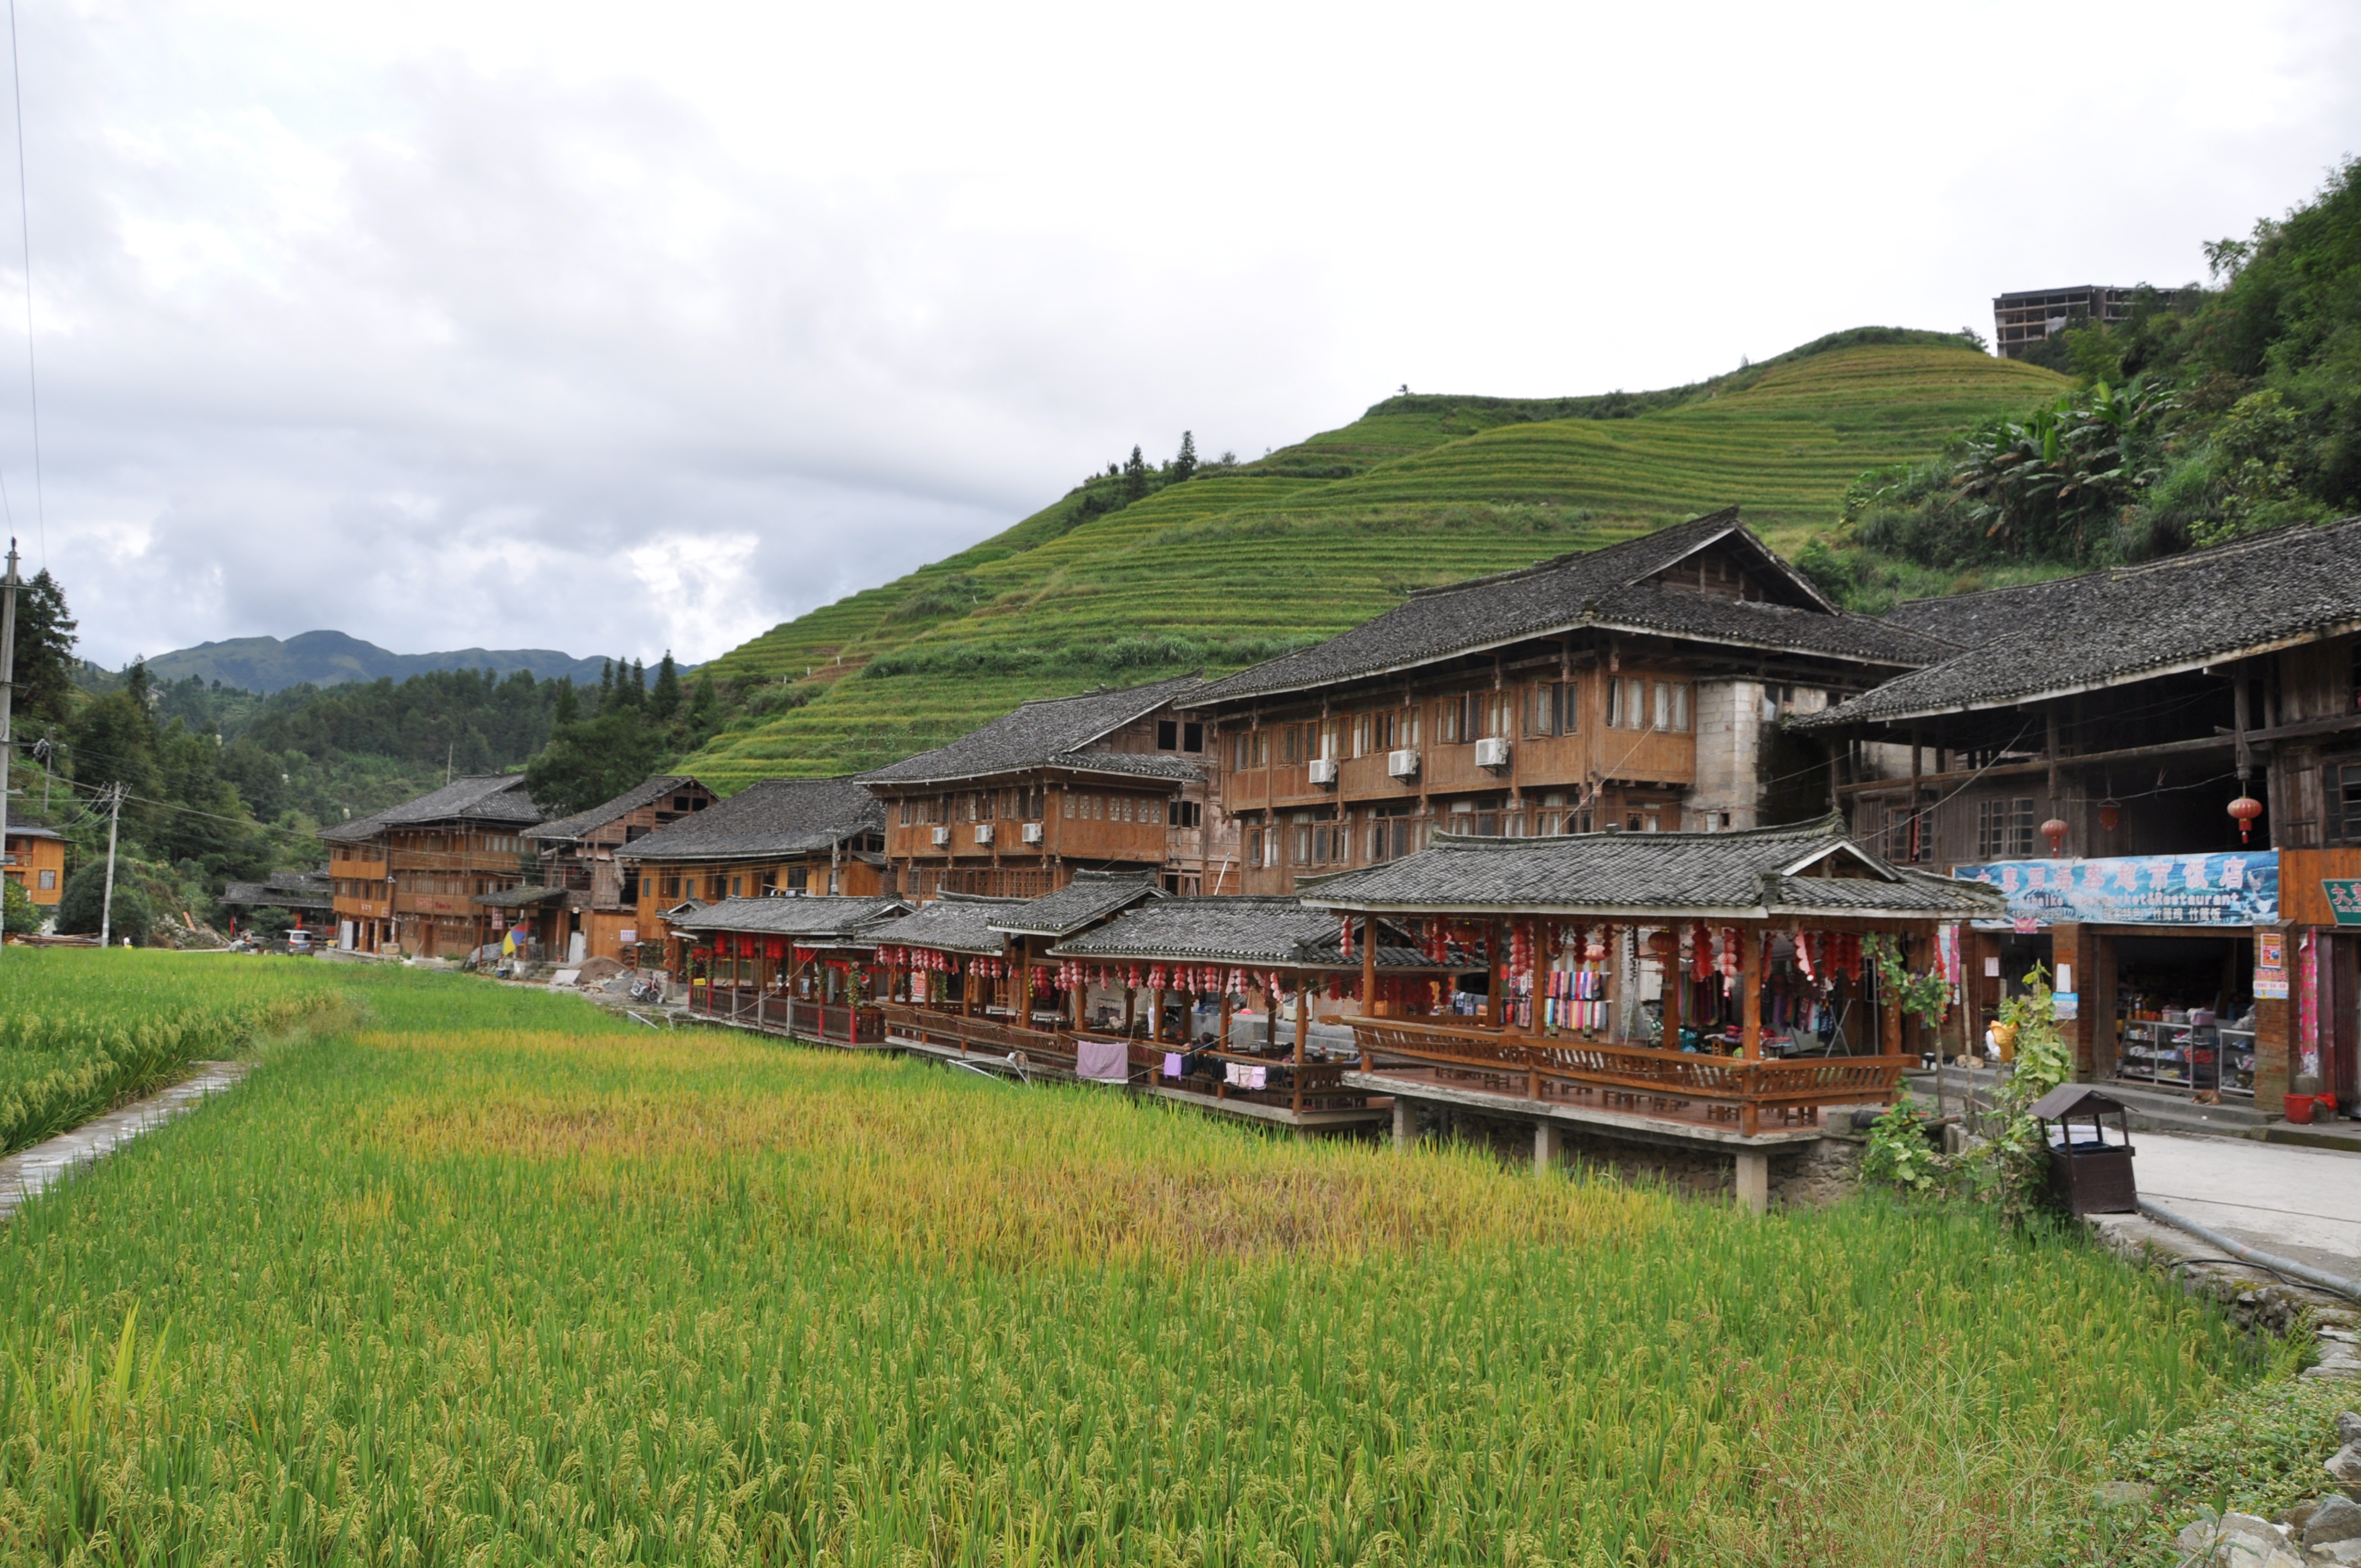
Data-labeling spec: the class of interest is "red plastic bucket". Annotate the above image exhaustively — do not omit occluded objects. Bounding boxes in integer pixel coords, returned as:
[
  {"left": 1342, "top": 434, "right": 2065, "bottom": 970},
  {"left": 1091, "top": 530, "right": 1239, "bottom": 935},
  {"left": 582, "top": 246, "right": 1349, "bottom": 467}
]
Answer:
[{"left": 2284, "top": 1093, "right": 2317, "bottom": 1125}]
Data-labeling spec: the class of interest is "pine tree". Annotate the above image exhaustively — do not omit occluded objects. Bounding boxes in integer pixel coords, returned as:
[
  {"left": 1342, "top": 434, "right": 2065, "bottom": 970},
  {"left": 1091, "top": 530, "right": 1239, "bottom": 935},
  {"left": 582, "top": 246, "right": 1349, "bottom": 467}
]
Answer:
[
  {"left": 1122, "top": 445, "right": 1150, "bottom": 502},
  {"left": 7, "top": 568, "right": 78, "bottom": 726},
  {"left": 650, "top": 652, "right": 683, "bottom": 723},
  {"left": 598, "top": 659, "right": 615, "bottom": 706},
  {"left": 552, "top": 678, "right": 579, "bottom": 727},
  {"left": 1173, "top": 431, "right": 1197, "bottom": 483}
]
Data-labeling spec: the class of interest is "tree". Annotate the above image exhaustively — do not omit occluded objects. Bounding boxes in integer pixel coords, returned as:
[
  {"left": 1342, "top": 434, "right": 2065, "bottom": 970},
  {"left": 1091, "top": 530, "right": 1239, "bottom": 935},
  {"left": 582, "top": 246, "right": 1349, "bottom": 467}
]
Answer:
[
  {"left": 551, "top": 678, "right": 579, "bottom": 727},
  {"left": 1172, "top": 431, "right": 1197, "bottom": 483},
  {"left": 649, "top": 652, "right": 683, "bottom": 723},
  {"left": 1122, "top": 445, "right": 1150, "bottom": 503},
  {"left": 3, "top": 876, "right": 40, "bottom": 936},
  {"left": 7, "top": 567, "right": 78, "bottom": 726},
  {"left": 523, "top": 707, "right": 665, "bottom": 816},
  {"left": 55, "top": 859, "right": 151, "bottom": 943}
]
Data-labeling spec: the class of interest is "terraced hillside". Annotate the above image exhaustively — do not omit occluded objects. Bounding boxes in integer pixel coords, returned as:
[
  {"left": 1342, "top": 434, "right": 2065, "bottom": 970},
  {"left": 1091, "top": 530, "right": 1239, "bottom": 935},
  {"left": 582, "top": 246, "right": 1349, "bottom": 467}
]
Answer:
[{"left": 689, "top": 332, "right": 2067, "bottom": 786}]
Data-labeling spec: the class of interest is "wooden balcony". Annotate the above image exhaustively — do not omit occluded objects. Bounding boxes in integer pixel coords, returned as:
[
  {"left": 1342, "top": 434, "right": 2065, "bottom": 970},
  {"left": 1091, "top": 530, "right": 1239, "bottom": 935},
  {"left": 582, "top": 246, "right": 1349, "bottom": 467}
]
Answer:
[{"left": 1333, "top": 1015, "right": 1909, "bottom": 1140}]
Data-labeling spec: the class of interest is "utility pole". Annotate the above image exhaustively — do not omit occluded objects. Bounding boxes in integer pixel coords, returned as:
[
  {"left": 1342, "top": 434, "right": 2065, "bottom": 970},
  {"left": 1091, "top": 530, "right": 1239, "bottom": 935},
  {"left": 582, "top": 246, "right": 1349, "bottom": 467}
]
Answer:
[
  {"left": 0, "top": 538, "right": 17, "bottom": 957},
  {"left": 97, "top": 781, "right": 123, "bottom": 948}
]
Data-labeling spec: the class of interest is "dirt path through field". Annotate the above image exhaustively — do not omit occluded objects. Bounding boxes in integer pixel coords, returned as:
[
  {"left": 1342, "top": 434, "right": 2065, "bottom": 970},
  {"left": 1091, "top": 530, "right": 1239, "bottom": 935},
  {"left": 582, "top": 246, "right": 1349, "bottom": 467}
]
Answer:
[{"left": 0, "top": 1060, "right": 251, "bottom": 1222}]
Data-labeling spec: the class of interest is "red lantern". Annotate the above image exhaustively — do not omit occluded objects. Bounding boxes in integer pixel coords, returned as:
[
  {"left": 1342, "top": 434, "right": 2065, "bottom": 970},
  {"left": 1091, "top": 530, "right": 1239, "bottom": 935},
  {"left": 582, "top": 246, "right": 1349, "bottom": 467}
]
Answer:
[
  {"left": 2228, "top": 794, "right": 2264, "bottom": 844},
  {"left": 2041, "top": 817, "right": 2069, "bottom": 856},
  {"left": 2098, "top": 798, "right": 2121, "bottom": 834}
]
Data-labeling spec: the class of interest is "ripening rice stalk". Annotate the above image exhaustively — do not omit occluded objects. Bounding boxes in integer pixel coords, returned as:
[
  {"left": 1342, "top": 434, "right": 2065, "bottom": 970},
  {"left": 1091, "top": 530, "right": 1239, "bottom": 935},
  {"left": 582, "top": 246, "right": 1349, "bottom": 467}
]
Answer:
[{"left": 0, "top": 959, "right": 2263, "bottom": 1567}]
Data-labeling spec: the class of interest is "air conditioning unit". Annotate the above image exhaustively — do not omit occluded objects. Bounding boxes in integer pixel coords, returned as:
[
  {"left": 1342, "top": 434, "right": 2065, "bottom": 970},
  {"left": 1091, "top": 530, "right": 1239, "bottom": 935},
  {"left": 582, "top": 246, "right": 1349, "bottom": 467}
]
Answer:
[
  {"left": 1307, "top": 758, "right": 1339, "bottom": 786},
  {"left": 973, "top": 823, "right": 995, "bottom": 846},
  {"left": 1475, "top": 737, "right": 1512, "bottom": 770},
  {"left": 1387, "top": 748, "right": 1421, "bottom": 781},
  {"left": 1021, "top": 821, "right": 1044, "bottom": 844},
  {"left": 931, "top": 826, "right": 951, "bottom": 847}
]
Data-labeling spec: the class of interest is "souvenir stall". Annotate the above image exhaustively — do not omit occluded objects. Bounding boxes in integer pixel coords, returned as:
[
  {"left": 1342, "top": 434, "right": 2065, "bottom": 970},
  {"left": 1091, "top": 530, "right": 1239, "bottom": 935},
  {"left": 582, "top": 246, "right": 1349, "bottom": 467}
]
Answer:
[
  {"left": 667, "top": 895, "right": 907, "bottom": 1044},
  {"left": 1299, "top": 818, "right": 2004, "bottom": 1141},
  {"left": 1046, "top": 896, "right": 1439, "bottom": 1128}
]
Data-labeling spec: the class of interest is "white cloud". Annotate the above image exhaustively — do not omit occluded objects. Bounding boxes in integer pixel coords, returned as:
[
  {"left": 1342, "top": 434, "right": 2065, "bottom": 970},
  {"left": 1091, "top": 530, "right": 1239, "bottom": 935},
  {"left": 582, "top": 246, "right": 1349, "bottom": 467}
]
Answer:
[{"left": 0, "top": 0, "right": 2353, "bottom": 667}]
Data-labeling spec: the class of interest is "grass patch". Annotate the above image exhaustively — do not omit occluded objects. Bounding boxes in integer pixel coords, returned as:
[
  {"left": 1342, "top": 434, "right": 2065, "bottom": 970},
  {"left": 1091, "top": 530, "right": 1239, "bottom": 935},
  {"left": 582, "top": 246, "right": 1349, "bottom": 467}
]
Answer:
[{"left": 0, "top": 955, "right": 2276, "bottom": 1565}]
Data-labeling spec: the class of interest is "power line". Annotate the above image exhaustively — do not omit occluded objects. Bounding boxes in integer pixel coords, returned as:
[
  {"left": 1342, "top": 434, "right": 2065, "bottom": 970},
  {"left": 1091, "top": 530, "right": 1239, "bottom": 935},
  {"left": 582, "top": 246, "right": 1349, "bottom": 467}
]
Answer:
[{"left": 6, "top": 0, "right": 40, "bottom": 566}]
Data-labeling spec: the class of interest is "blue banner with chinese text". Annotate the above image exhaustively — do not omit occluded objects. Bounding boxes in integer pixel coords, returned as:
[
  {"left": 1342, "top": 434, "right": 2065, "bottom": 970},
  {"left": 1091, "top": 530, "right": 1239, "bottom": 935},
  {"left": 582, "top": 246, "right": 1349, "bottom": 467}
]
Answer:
[{"left": 1949, "top": 851, "right": 2278, "bottom": 928}]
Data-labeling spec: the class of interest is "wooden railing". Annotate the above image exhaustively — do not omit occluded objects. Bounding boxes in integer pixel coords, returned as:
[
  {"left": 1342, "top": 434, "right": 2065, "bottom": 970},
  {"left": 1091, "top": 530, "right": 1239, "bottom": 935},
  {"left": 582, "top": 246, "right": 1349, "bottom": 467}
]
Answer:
[
  {"left": 1336, "top": 1015, "right": 1910, "bottom": 1136},
  {"left": 879, "top": 1003, "right": 1078, "bottom": 1070},
  {"left": 696, "top": 986, "right": 886, "bottom": 1046}
]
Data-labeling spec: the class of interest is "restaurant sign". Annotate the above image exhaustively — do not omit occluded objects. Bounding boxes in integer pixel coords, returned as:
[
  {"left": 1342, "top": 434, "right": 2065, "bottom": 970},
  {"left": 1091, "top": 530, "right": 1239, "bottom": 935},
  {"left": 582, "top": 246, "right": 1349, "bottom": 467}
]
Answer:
[
  {"left": 2322, "top": 880, "right": 2361, "bottom": 927},
  {"left": 1950, "top": 851, "right": 2278, "bottom": 929}
]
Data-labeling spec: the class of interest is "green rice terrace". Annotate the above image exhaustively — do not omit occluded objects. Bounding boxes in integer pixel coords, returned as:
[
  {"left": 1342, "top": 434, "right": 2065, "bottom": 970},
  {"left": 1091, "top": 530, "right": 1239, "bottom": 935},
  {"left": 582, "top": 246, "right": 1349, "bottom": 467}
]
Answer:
[
  {"left": 687, "top": 330, "right": 2067, "bottom": 786},
  {"left": 0, "top": 949, "right": 2322, "bottom": 1565}
]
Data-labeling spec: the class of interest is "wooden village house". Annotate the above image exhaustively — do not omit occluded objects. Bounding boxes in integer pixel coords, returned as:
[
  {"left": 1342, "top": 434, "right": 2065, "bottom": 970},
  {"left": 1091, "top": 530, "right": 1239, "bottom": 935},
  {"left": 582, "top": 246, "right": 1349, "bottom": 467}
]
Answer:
[
  {"left": 617, "top": 775, "right": 888, "bottom": 972},
  {"left": 1180, "top": 510, "right": 1950, "bottom": 895},
  {"left": 1800, "top": 514, "right": 2361, "bottom": 1121},
  {"left": 863, "top": 675, "right": 1231, "bottom": 901},
  {"left": 323, "top": 775, "right": 541, "bottom": 958},
  {"left": 2, "top": 821, "right": 64, "bottom": 914},
  {"left": 520, "top": 774, "right": 715, "bottom": 964}
]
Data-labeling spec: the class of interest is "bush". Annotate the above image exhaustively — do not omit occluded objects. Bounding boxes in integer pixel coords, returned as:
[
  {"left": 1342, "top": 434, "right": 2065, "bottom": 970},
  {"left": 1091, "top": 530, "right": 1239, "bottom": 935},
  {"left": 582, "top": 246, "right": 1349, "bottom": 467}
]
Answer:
[
  {"left": 2, "top": 877, "right": 40, "bottom": 937},
  {"left": 53, "top": 861, "right": 151, "bottom": 944}
]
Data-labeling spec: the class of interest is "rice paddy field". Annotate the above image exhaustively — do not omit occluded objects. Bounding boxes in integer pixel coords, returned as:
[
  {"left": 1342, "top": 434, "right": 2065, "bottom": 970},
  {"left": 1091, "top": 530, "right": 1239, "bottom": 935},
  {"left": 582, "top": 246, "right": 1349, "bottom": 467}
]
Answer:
[
  {"left": 686, "top": 336, "right": 2069, "bottom": 784},
  {"left": 0, "top": 952, "right": 2274, "bottom": 1566}
]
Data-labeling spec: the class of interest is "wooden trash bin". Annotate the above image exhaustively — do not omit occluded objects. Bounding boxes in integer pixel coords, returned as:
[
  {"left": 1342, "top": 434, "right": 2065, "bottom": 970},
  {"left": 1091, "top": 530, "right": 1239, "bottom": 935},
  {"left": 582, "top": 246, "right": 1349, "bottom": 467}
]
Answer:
[{"left": 2027, "top": 1083, "right": 2137, "bottom": 1215}]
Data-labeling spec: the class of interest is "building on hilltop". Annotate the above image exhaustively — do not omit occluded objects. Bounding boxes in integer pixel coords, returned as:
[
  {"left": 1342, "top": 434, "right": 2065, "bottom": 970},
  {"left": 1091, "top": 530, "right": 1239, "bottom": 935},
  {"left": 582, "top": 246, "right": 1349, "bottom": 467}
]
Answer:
[
  {"left": 1797, "top": 515, "right": 2361, "bottom": 1114},
  {"left": 1180, "top": 508, "right": 1948, "bottom": 896},
  {"left": 1990, "top": 285, "right": 2141, "bottom": 359},
  {"left": 521, "top": 774, "right": 716, "bottom": 964},
  {"left": 617, "top": 775, "right": 887, "bottom": 967},
  {"left": 862, "top": 674, "right": 1230, "bottom": 901},
  {"left": 322, "top": 774, "right": 541, "bottom": 958}
]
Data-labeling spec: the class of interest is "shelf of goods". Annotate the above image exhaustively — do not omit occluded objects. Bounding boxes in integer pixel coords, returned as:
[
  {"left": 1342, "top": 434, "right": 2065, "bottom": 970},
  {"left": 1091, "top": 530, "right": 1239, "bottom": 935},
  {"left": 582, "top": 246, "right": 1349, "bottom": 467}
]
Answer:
[{"left": 2116, "top": 1018, "right": 2208, "bottom": 1091}]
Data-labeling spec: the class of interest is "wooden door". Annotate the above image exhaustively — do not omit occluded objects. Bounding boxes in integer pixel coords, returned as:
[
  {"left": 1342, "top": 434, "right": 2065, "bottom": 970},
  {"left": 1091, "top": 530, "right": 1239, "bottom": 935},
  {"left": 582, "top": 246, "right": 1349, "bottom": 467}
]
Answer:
[{"left": 2332, "top": 934, "right": 2360, "bottom": 1106}]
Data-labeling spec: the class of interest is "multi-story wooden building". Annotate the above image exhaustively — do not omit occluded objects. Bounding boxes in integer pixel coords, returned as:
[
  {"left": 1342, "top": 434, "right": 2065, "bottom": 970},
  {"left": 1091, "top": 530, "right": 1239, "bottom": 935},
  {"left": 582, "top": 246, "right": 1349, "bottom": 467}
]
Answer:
[
  {"left": 523, "top": 774, "right": 715, "bottom": 963},
  {"left": 1184, "top": 510, "right": 1947, "bottom": 896},
  {"left": 2, "top": 821, "right": 66, "bottom": 914},
  {"left": 218, "top": 868, "right": 334, "bottom": 939},
  {"left": 1802, "top": 516, "right": 2361, "bottom": 1117},
  {"left": 619, "top": 775, "right": 887, "bottom": 967},
  {"left": 862, "top": 675, "right": 1228, "bottom": 902},
  {"left": 322, "top": 775, "right": 541, "bottom": 957}
]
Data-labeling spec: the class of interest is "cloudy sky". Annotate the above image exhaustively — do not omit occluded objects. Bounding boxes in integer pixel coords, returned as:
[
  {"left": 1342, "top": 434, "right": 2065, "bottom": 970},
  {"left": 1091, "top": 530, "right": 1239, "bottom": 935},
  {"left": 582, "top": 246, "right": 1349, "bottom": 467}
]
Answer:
[{"left": 4, "top": 1, "right": 2357, "bottom": 669}]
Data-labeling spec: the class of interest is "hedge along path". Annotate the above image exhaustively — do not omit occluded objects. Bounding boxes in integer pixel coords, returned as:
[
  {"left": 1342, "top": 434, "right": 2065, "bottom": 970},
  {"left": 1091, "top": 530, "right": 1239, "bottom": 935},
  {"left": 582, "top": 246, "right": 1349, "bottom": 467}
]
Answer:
[{"left": 0, "top": 1003, "right": 2265, "bottom": 1568}]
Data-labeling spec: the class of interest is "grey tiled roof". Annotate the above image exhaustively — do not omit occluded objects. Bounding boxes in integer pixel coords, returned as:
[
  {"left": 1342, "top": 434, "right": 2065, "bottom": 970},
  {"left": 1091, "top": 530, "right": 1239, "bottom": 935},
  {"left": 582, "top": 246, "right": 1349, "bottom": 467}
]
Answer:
[
  {"left": 670, "top": 895, "right": 910, "bottom": 942},
  {"left": 866, "top": 894, "right": 1023, "bottom": 956},
  {"left": 322, "top": 775, "right": 541, "bottom": 840},
  {"left": 1810, "top": 516, "right": 2361, "bottom": 728},
  {"left": 219, "top": 870, "right": 333, "bottom": 910},
  {"left": 1298, "top": 816, "right": 2004, "bottom": 920},
  {"left": 526, "top": 775, "right": 699, "bottom": 843},
  {"left": 862, "top": 676, "right": 1206, "bottom": 787},
  {"left": 987, "top": 870, "right": 1163, "bottom": 937},
  {"left": 1193, "top": 510, "right": 1950, "bottom": 705},
  {"left": 616, "top": 776, "right": 883, "bottom": 863},
  {"left": 1047, "top": 896, "right": 1430, "bottom": 971}
]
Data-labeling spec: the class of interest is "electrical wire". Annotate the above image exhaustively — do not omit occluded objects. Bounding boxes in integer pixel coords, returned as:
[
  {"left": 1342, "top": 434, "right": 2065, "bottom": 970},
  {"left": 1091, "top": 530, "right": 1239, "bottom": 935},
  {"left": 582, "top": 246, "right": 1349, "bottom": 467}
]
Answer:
[{"left": 5, "top": 0, "right": 39, "bottom": 565}]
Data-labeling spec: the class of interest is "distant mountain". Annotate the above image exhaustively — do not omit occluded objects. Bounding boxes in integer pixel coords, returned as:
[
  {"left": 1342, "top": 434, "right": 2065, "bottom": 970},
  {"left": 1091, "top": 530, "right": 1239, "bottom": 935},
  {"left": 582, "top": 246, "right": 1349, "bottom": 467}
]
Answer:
[{"left": 138, "top": 630, "right": 621, "bottom": 694}]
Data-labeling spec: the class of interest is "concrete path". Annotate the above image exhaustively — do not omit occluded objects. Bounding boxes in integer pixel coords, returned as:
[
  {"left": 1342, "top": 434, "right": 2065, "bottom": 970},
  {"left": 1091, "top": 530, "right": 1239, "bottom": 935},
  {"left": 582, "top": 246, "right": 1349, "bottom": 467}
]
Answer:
[
  {"left": 0, "top": 1060, "right": 251, "bottom": 1223},
  {"left": 2129, "top": 1130, "right": 2361, "bottom": 1283}
]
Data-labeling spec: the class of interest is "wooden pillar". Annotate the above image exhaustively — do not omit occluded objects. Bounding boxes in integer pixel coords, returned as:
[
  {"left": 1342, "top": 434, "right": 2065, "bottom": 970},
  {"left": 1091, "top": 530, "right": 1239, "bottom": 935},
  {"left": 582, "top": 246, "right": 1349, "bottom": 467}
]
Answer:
[
  {"left": 1740, "top": 924, "right": 1762, "bottom": 1060},
  {"left": 1124, "top": 986, "right": 1136, "bottom": 1036},
  {"left": 2050, "top": 922, "right": 2089, "bottom": 1077},
  {"left": 1660, "top": 929, "right": 1684, "bottom": 1052},
  {"left": 1879, "top": 929, "right": 1902, "bottom": 1059},
  {"left": 1359, "top": 917, "right": 1378, "bottom": 1015},
  {"left": 1217, "top": 988, "right": 1233, "bottom": 1055},
  {"left": 1265, "top": 988, "right": 1279, "bottom": 1050},
  {"left": 1485, "top": 922, "right": 1504, "bottom": 1029},
  {"left": 1292, "top": 976, "right": 1309, "bottom": 1117},
  {"left": 961, "top": 957, "right": 973, "bottom": 1017},
  {"left": 1016, "top": 939, "right": 1032, "bottom": 1028},
  {"left": 1152, "top": 986, "right": 1167, "bottom": 1043}
]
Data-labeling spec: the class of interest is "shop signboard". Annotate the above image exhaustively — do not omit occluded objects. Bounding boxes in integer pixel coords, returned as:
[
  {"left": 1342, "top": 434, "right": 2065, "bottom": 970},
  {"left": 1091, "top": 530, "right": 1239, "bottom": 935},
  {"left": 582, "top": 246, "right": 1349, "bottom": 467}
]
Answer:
[
  {"left": 2322, "top": 880, "right": 2361, "bottom": 926},
  {"left": 1951, "top": 851, "right": 2278, "bottom": 929},
  {"left": 2255, "top": 930, "right": 2289, "bottom": 1000}
]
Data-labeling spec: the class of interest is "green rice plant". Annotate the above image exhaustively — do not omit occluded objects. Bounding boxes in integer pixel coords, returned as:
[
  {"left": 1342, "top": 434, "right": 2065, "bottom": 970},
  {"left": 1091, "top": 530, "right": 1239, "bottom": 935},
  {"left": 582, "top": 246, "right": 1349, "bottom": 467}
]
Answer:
[
  {"left": 0, "top": 956, "right": 2263, "bottom": 1566},
  {"left": 0, "top": 950, "right": 351, "bottom": 1154}
]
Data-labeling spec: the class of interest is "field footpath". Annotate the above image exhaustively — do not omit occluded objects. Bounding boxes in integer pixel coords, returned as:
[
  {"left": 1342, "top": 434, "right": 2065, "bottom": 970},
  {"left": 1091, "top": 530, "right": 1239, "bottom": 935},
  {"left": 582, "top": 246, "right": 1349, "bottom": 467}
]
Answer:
[{"left": 0, "top": 1060, "right": 250, "bottom": 1223}]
